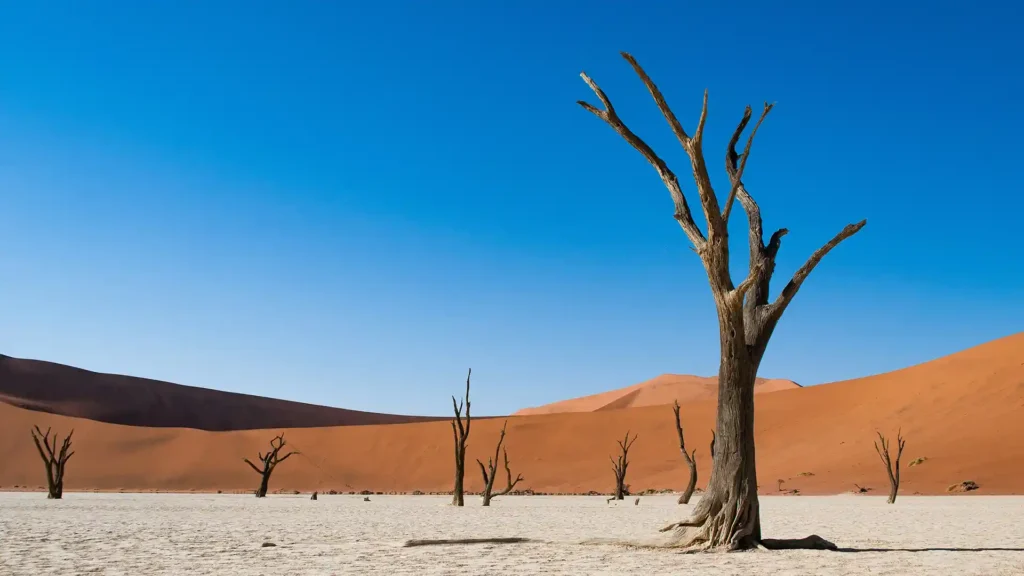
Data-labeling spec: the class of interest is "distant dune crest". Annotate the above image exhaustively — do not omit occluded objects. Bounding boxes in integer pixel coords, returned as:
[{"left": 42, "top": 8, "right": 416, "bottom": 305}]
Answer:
[{"left": 513, "top": 374, "right": 801, "bottom": 416}]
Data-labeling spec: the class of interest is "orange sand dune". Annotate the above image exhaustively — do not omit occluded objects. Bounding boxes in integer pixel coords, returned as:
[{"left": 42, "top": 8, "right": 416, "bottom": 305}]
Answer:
[
  {"left": 1, "top": 333, "right": 1022, "bottom": 496},
  {"left": 514, "top": 374, "right": 800, "bottom": 415},
  {"left": 0, "top": 354, "right": 442, "bottom": 431}
]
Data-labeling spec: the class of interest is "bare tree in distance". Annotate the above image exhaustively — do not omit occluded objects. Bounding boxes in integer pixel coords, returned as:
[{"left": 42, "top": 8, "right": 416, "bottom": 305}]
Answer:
[
  {"left": 874, "top": 429, "right": 906, "bottom": 504},
  {"left": 451, "top": 368, "right": 472, "bottom": 506},
  {"left": 671, "top": 401, "right": 699, "bottom": 504},
  {"left": 610, "top": 431, "right": 637, "bottom": 501},
  {"left": 31, "top": 426, "right": 74, "bottom": 499},
  {"left": 579, "top": 52, "right": 864, "bottom": 552},
  {"left": 244, "top": 434, "right": 296, "bottom": 498},
  {"left": 476, "top": 420, "right": 524, "bottom": 506}
]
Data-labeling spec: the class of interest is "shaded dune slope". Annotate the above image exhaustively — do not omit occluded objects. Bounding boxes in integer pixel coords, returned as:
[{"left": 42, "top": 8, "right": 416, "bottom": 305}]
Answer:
[
  {"left": 1, "top": 333, "right": 1021, "bottom": 496},
  {"left": 0, "top": 355, "right": 442, "bottom": 431}
]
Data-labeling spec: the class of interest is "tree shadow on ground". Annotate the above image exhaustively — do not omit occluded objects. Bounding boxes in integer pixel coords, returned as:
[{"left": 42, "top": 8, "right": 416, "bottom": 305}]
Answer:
[{"left": 837, "top": 547, "right": 1024, "bottom": 553}]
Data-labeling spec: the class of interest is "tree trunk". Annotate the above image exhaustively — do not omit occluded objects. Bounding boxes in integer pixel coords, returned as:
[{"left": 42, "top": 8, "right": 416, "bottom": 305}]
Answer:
[
  {"left": 678, "top": 458, "right": 697, "bottom": 504},
  {"left": 44, "top": 464, "right": 57, "bottom": 499},
  {"left": 452, "top": 474, "right": 464, "bottom": 506},
  {"left": 256, "top": 473, "right": 270, "bottom": 498},
  {"left": 665, "top": 333, "right": 762, "bottom": 550}
]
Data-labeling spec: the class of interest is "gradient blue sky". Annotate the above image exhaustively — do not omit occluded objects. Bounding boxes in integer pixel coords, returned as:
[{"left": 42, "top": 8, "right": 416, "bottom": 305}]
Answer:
[{"left": 1, "top": 1, "right": 1021, "bottom": 416}]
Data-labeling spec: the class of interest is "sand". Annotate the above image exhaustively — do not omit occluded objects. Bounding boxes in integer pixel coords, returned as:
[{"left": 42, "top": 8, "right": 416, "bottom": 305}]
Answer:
[
  {"left": 515, "top": 374, "right": 800, "bottom": 415},
  {"left": 1, "top": 493, "right": 1022, "bottom": 575},
  {"left": 2, "top": 332, "right": 1023, "bottom": 496},
  {"left": 0, "top": 354, "right": 442, "bottom": 431}
]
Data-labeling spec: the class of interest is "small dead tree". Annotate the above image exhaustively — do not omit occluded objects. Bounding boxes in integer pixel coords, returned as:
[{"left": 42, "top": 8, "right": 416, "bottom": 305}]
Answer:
[
  {"left": 580, "top": 52, "right": 864, "bottom": 551},
  {"left": 244, "top": 434, "right": 296, "bottom": 498},
  {"left": 874, "top": 429, "right": 906, "bottom": 504},
  {"left": 451, "top": 368, "right": 472, "bottom": 506},
  {"left": 476, "top": 420, "right": 524, "bottom": 506},
  {"left": 31, "top": 426, "right": 74, "bottom": 499},
  {"left": 671, "top": 401, "right": 698, "bottom": 504},
  {"left": 610, "top": 431, "right": 637, "bottom": 500}
]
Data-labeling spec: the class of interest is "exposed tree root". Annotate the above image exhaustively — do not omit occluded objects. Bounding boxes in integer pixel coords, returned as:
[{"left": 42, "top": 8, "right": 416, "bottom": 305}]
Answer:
[
  {"left": 760, "top": 536, "right": 837, "bottom": 551},
  {"left": 403, "top": 537, "right": 534, "bottom": 547}
]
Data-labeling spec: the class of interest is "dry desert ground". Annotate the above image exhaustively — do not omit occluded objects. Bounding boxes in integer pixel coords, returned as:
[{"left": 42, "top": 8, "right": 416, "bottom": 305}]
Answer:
[{"left": 2, "top": 492, "right": 1022, "bottom": 575}]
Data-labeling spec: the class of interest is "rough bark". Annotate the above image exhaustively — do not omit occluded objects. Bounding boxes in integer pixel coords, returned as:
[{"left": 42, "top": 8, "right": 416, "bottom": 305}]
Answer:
[
  {"left": 451, "top": 368, "right": 472, "bottom": 506},
  {"left": 874, "top": 430, "right": 906, "bottom": 504},
  {"left": 671, "top": 401, "right": 699, "bottom": 504},
  {"left": 30, "top": 426, "right": 74, "bottom": 499},
  {"left": 579, "top": 52, "right": 864, "bottom": 552},
  {"left": 477, "top": 420, "right": 524, "bottom": 506},
  {"left": 610, "top": 432, "right": 637, "bottom": 500},
  {"left": 244, "top": 434, "right": 296, "bottom": 498}
]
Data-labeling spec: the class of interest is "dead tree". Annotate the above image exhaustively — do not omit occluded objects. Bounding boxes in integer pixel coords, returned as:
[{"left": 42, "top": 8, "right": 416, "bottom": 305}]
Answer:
[
  {"left": 874, "top": 429, "right": 906, "bottom": 504},
  {"left": 31, "top": 426, "right": 74, "bottom": 499},
  {"left": 244, "top": 434, "right": 296, "bottom": 498},
  {"left": 476, "top": 420, "right": 524, "bottom": 506},
  {"left": 671, "top": 401, "right": 698, "bottom": 504},
  {"left": 610, "top": 431, "right": 637, "bottom": 500},
  {"left": 579, "top": 52, "right": 864, "bottom": 551},
  {"left": 451, "top": 368, "right": 472, "bottom": 506}
]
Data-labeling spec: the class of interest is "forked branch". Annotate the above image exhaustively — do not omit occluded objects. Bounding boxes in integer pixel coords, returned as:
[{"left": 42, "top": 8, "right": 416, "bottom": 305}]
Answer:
[
  {"left": 578, "top": 60, "right": 707, "bottom": 248},
  {"left": 610, "top": 431, "right": 637, "bottom": 501},
  {"left": 476, "top": 420, "right": 524, "bottom": 506},
  {"left": 244, "top": 434, "right": 297, "bottom": 498},
  {"left": 31, "top": 425, "right": 74, "bottom": 499}
]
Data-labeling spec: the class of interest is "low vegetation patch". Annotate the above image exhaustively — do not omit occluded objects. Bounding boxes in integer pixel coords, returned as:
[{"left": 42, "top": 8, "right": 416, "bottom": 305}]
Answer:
[{"left": 947, "top": 481, "right": 979, "bottom": 493}]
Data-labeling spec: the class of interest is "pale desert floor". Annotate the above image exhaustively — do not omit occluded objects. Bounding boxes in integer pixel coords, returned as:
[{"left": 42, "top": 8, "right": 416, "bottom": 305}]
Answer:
[{"left": 2, "top": 493, "right": 1023, "bottom": 575}]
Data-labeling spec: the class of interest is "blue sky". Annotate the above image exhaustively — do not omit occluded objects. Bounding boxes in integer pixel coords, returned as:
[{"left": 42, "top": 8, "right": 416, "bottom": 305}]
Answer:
[{"left": 1, "top": 1, "right": 1021, "bottom": 417}]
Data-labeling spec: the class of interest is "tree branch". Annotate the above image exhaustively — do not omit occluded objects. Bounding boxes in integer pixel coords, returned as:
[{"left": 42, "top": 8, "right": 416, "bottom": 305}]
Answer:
[
  {"left": 463, "top": 368, "right": 472, "bottom": 437},
  {"left": 243, "top": 458, "right": 264, "bottom": 474},
  {"left": 619, "top": 52, "right": 723, "bottom": 238},
  {"left": 769, "top": 220, "right": 867, "bottom": 318},
  {"left": 722, "top": 103, "right": 774, "bottom": 222},
  {"left": 495, "top": 448, "right": 524, "bottom": 496},
  {"left": 671, "top": 401, "right": 692, "bottom": 465},
  {"left": 477, "top": 459, "right": 490, "bottom": 485},
  {"left": 578, "top": 69, "right": 707, "bottom": 248}
]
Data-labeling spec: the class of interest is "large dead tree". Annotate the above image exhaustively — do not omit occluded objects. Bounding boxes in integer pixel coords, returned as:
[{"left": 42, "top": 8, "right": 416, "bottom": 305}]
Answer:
[
  {"left": 874, "top": 429, "right": 906, "bottom": 504},
  {"left": 671, "top": 401, "right": 698, "bottom": 504},
  {"left": 31, "top": 426, "right": 74, "bottom": 499},
  {"left": 476, "top": 420, "right": 524, "bottom": 506},
  {"left": 579, "top": 52, "right": 864, "bottom": 552},
  {"left": 244, "top": 434, "right": 296, "bottom": 498},
  {"left": 610, "top": 431, "right": 637, "bottom": 500},
  {"left": 451, "top": 368, "right": 472, "bottom": 506}
]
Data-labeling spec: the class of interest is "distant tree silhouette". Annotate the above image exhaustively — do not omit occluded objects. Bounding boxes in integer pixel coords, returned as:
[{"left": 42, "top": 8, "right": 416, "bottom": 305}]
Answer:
[
  {"left": 874, "top": 429, "right": 906, "bottom": 504},
  {"left": 671, "top": 401, "right": 698, "bottom": 504},
  {"left": 450, "top": 369, "right": 472, "bottom": 506},
  {"left": 476, "top": 420, "right": 523, "bottom": 506},
  {"left": 244, "top": 434, "right": 296, "bottom": 498},
  {"left": 31, "top": 426, "right": 74, "bottom": 499},
  {"left": 610, "top": 431, "right": 637, "bottom": 501}
]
